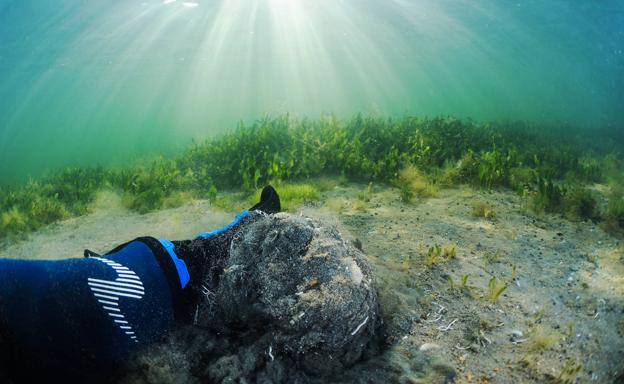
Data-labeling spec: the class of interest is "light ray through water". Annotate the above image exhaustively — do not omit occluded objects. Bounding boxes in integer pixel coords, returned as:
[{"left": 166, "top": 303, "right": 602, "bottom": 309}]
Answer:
[{"left": 0, "top": 0, "right": 622, "bottom": 183}]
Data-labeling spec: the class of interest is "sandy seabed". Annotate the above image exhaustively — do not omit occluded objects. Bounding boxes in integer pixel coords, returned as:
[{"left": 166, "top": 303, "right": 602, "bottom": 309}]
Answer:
[{"left": 1, "top": 184, "right": 623, "bottom": 383}]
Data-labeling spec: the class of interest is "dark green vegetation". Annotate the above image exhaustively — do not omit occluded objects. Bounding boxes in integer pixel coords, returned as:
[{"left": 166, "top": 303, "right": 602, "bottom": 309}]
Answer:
[
  {"left": 1, "top": 168, "right": 107, "bottom": 238},
  {"left": 1, "top": 115, "right": 623, "bottom": 241}
]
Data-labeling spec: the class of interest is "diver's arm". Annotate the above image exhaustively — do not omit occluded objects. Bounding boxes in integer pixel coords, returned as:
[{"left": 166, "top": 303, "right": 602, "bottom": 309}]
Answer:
[
  {"left": 0, "top": 186, "right": 280, "bottom": 379},
  {"left": 0, "top": 237, "right": 182, "bottom": 372}
]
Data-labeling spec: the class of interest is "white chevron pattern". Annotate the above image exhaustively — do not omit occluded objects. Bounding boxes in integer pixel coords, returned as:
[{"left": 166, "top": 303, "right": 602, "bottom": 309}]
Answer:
[{"left": 88, "top": 257, "right": 145, "bottom": 343}]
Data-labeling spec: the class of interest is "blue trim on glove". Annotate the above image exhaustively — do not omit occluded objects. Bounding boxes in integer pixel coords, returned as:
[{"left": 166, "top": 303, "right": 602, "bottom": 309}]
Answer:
[
  {"left": 196, "top": 210, "right": 250, "bottom": 239},
  {"left": 158, "top": 239, "right": 190, "bottom": 289}
]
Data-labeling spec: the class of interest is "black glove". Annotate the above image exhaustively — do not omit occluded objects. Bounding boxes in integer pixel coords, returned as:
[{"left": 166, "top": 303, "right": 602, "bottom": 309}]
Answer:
[{"left": 172, "top": 185, "right": 281, "bottom": 324}]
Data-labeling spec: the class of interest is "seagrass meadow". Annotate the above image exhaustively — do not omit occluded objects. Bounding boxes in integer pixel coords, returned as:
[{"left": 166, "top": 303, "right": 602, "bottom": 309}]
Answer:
[{"left": 1, "top": 115, "right": 623, "bottom": 241}]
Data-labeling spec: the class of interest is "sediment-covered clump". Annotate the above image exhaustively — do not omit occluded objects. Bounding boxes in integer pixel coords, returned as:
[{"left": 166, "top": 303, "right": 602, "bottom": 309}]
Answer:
[{"left": 123, "top": 213, "right": 380, "bottom": 383}]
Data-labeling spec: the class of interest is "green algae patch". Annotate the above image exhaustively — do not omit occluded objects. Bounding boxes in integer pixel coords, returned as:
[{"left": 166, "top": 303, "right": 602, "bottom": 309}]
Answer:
[{"left": 247, "top": 182, "right": 320, "bottom": 212}]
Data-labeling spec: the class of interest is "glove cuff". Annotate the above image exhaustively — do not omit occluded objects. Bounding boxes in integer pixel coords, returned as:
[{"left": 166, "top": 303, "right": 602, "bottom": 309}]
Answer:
[{"left": 122, "top": 237, "right": 193, "bottom": 324}]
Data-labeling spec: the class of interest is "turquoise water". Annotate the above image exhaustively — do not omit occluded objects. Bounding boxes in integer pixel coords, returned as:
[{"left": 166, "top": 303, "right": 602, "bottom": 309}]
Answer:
[{"left": 0, "top": 0, "right": 622, "bottom": 184}]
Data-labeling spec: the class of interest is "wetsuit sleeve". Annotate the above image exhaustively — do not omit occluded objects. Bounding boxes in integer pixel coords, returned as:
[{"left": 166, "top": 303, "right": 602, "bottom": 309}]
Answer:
[{"left": 0, "top": 236, "right": 186, "bottom": 372}]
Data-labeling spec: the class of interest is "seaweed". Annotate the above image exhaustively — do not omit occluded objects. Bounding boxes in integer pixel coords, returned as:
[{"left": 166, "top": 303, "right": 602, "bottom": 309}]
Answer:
[
  {"left": 532, "top": 176, "right": 566, "bottom": 213},
  {"left": 0, "top": 167, "right": 105, "bottom": 237},
  {"left": 603, "top": 196, "right": 624, "bottom": 235},
  {"left": 356, "top": 182, "right": 374, "bottom": 202},
  {"left": 564, "top": 187, "right": 600, "bottom": 221},
  {"left": 0, "top": 206, "right": 29, "bottom": 236},
  {"left": 424, "top": 244, "right": 456, "bottom": 267},
  {"left": 555, "top": 359, "right": 583, "bottom": 384},
  {"left": 442, "top": 245, "right": 456, "bottom": 259},
  {"left": 249, "top": 182, "right": 320, "bottom": 211},
  {"left": 448, "top": 274, "right": 470, "bottom": 293},
  {"left": 483, "top": 250, "right": 503, "bottom": 265},
  {"left": 0, "top": 114, "right": 621, "bottom": 241},
  {"left": 472, "top": 202, "right": 496, "bottom": 219},
  {"left": 524, "top": 325, "right": 559, "bottom": 352},
  {"left": 486, "top": 276, "right": 508, "bottom": 303},
  {"left": 395, "top": 165, "right": 437, "bottom": 203},
  {"left": 478, "top": 149, "right": 512, "bottom": 188},
  {"left": 509, "top": 166, "right": 535, "bottom": 192},
  {"left": 424, "top": 245, "right": 442, "bottom": 267}
]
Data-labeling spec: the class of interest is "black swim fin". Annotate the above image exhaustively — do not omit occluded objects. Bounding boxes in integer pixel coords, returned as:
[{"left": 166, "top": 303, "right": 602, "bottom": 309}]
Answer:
[{"left": 250, "top": 185, "right": 281, "bottom": 214}]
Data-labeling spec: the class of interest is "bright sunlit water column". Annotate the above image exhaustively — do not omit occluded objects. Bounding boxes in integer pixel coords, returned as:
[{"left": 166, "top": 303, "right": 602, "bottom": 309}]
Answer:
[{"left": 0, "top": 0, "right": 622, "bottom": 184}]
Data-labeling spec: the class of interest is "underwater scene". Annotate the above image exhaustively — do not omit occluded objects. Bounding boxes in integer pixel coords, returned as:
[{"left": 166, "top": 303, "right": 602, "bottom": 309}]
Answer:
[{"left": 0, "top": 0, "right": 623, "bottom": 383}]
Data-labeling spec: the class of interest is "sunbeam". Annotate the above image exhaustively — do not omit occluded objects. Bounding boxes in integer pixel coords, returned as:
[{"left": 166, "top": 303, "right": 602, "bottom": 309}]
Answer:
[{"left": 0, "top": 0, "right": 622, "bottom": 182}]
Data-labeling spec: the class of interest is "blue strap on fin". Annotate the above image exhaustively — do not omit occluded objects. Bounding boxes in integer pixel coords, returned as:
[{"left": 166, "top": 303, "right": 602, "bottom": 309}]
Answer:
[
  {"left": 158, "top": 239, "right": 190, "bottom": 289},
  {"left": 158, "top": 210, "right": 250, "bottom": 289},
  {"left": 196, "top": 210, "right": 250, "bottom": 239}
]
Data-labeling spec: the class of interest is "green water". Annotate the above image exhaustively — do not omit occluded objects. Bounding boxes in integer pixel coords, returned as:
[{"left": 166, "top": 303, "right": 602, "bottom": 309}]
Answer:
[{"left": 0, "top": 0, "right": 622, "bottom": 185}]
